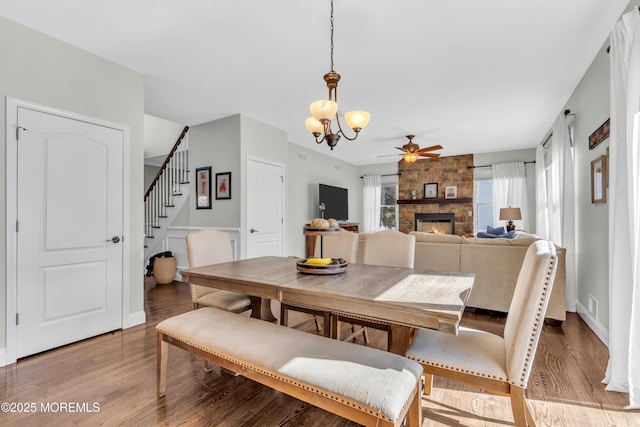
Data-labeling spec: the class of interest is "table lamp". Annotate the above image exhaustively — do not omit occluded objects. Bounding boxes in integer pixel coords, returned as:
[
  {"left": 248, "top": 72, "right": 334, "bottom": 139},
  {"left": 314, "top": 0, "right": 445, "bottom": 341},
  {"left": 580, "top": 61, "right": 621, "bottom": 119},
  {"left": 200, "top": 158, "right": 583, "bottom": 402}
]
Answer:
[{"left": 499, "top": 207, "right": 521, "bottom": 232}]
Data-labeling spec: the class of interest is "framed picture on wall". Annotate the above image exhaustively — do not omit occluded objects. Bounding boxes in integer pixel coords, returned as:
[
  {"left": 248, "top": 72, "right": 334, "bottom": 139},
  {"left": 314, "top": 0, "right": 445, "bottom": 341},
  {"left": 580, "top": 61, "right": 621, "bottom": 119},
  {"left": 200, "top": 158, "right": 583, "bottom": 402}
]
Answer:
[
  {"left": 591, "top": 155, "right": 606, "bottom": 204},
  {"left": 424, "top": 183, "right": 438, "bottom": 199},
  {"left": 445, "top": 186, "right": 457, "bottom": 199},
  {"left": 216, "top": 172, "right": 231, "bottom": 200},
  {"left": 196, "top": 166, "right": 212, "bottom": 209}
]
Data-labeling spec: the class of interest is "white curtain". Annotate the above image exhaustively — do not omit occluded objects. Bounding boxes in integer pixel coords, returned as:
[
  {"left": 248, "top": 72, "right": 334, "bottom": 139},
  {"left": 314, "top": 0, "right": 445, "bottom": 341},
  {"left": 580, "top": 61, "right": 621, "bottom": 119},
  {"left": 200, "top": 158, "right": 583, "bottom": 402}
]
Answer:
[
  {"left": 362, "top": 175, "right": 381, "bottom": 233},
  {"left": 535, "top": 145, "right": 550, "bottom": 239},
  {"left": 604, "top": 6, "right": 640, "bottom": 410},
  {"left": 550, "top": 112, "right": 577, "bottom": 312},
  {"left": 492, "top": 162, "right": 528, "bottom": 230}
]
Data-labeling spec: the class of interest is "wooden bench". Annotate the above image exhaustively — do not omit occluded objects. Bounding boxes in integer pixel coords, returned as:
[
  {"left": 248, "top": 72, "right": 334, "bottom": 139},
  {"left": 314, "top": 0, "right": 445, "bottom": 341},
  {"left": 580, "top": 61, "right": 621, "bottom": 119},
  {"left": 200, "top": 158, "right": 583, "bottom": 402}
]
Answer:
[{"left": 157, "top": 307, "right": 423, "bottom": 427}]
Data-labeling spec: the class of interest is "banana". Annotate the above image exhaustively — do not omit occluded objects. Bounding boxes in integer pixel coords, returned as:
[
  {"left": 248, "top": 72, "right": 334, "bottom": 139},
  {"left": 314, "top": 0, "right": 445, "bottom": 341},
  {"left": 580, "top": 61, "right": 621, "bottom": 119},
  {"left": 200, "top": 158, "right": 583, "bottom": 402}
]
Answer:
[{"left": 305, "top": 257, "right": 333, "bottom": 265}]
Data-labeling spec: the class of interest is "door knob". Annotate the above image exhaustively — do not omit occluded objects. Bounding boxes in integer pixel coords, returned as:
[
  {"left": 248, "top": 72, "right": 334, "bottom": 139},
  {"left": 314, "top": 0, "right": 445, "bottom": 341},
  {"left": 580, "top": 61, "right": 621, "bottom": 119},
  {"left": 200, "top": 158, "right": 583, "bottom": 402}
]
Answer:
[
  {"left": 250, "top": 228, "right": 259, "bottom": 234},
  {"left": 106, "top": 236, "right": 121, "bottom": 243}
]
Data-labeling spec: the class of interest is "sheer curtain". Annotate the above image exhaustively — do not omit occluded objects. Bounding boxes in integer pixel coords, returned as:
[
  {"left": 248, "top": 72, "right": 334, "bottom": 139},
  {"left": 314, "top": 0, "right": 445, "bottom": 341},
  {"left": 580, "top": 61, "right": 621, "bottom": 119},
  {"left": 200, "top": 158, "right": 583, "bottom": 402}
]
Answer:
[
  {"left": 362, "top": 175, "right": 381, "bottom": 233},
  {"left": 604, "top": 5, "right": 640, "bottom": 409},
  {"left": 491, "top": 162, "right": 528, "bottom": 230},
  {"left": 539, "top": 113, "right": 577, "bottom": 312},
  {"left": 535, "top": 145, "right": 550, "bottom": 239}
]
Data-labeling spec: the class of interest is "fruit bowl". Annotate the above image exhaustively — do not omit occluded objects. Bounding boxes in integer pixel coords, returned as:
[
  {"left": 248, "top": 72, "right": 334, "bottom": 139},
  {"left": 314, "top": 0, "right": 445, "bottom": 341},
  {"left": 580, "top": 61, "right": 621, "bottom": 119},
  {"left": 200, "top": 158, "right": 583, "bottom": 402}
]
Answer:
[{"left": 296, "top": 258, "right": 347, "bottom": 275}]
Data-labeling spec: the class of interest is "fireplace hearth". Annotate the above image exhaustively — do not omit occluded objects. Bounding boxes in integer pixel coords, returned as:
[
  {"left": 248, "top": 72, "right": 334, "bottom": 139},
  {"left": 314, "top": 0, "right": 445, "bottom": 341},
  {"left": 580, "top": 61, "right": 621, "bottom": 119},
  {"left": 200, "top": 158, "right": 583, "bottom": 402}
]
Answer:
[{"left": 415, "top": 213, "right": 455, "bottom": 234}]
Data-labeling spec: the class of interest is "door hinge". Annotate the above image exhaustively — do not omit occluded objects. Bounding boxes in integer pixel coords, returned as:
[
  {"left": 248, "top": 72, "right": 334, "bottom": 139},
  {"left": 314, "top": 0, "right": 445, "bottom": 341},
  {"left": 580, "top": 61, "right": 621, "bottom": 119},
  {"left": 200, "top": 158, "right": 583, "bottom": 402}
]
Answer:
[
  {"left": 16, "top": 313, "right": 19, "bottom": 325},
  {"left": 16, "top": 220, "right": 19, "bottom": 232},
  {"left": 280, "top": 175, "right": 283, "bottom": 182}
]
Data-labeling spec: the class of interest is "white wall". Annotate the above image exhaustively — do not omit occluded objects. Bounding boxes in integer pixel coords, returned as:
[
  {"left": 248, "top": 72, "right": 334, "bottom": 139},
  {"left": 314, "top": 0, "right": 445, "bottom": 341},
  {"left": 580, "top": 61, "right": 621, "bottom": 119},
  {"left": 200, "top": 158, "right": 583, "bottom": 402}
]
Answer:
[
  {"left": 187, "top": 115, "right": 242, "bottom": 228},
  {"left": 564, "top": 41, "right": 612, "bottom": 333},
  {"left": 286, "top": 144, "right": 361, "bottom": 258},
  {"left": 0, "top": 17, "right": 145, "bottom": 349}
]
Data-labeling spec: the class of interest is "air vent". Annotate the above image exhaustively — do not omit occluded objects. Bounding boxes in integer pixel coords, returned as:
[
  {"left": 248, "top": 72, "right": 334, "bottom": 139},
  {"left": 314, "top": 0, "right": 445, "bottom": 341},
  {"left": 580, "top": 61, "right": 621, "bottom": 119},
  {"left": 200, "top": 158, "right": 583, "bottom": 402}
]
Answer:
[
  {"left": 334, "top": 164, "right": 341, "bottom": 171},
  {"left": 297, "top": 151, "right": 308, "bottom": 162}
]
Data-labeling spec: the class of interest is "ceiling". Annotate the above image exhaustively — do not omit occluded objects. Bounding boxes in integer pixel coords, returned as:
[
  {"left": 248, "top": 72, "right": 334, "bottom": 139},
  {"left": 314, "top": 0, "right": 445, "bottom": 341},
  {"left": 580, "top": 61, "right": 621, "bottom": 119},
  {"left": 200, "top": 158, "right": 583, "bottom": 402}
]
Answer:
[{"left": 0, "top": 0, "right": 630, "bottom": 165}]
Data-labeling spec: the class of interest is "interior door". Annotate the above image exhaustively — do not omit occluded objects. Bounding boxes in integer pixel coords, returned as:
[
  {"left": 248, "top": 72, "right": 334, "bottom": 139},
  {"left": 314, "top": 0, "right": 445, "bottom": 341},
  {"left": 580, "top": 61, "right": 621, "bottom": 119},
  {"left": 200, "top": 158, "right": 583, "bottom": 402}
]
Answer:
[
  {"left": 247, "top": 157, "right": 284, "bottom": 258},
  {"left": 16, "top": 106, "right": 124, "bottom": 358}
]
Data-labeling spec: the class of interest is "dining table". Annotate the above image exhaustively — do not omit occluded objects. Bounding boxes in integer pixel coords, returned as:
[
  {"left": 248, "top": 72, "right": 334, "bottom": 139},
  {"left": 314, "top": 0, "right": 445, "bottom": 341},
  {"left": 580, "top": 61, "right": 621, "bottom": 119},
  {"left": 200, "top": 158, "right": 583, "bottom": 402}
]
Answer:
[{"left": 180, "top": 256, "right": 474, "bottom": 354}]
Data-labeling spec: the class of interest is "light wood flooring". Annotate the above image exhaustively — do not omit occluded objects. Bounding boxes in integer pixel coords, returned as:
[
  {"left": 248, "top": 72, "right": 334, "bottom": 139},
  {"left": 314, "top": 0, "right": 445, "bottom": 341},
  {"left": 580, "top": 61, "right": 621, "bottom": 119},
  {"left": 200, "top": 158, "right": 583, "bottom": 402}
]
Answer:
[{"left": 1, "top": 278, "right": 638, "bottom": 426}]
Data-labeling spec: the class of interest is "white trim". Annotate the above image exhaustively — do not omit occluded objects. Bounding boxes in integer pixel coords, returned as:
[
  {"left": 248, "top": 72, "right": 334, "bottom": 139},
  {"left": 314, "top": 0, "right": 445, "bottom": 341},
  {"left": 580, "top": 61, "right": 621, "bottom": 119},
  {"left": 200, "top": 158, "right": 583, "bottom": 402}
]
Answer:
[
  {"left": 0, "top": 348, "right": 6, "bottom": 367},
  {"left": 125, "top": 311, "right": 146, "bottom": 329},
  {"left": 576, "top": 300, "right": 609, "bottom": 347},
  {"left": 4, "top": 97, "right": 132, "bottom": 364}
]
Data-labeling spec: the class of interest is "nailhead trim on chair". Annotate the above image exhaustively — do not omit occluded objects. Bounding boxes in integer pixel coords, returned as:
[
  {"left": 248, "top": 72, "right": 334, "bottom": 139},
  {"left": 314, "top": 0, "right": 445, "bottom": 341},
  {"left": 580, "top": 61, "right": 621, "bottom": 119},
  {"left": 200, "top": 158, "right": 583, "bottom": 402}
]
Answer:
[
  {"left": 409, "top": 241, "right": 558, "bottom": 386},
  {"left": 516, "top": 240, "right": 555, "bottom": 386},
  {"left": 332, "top": 311, "right": 388, "bottom": 325}
]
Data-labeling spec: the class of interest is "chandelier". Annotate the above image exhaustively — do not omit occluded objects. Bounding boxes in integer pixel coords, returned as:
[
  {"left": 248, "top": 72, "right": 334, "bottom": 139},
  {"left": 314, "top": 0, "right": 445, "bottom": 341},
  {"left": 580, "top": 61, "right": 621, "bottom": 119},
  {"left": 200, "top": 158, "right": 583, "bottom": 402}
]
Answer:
[{"left": 305, "top": 0, "right": 370, "bottom": 150}]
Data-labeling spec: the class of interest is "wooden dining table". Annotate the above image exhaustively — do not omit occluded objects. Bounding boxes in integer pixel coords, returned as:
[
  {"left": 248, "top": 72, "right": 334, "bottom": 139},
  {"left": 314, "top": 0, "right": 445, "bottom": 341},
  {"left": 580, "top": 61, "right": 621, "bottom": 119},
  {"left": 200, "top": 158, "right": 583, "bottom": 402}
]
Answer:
[{"left": 180, "top": 256, "right": 474, "bottom": 354}]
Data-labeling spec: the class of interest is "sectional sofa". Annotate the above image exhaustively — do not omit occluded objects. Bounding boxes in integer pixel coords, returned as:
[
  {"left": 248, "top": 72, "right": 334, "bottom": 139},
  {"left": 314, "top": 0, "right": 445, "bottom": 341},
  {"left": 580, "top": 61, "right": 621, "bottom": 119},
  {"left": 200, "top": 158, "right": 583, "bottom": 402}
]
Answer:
[{"left": 354, "top": 231, "right": 566, "bottom": 324}]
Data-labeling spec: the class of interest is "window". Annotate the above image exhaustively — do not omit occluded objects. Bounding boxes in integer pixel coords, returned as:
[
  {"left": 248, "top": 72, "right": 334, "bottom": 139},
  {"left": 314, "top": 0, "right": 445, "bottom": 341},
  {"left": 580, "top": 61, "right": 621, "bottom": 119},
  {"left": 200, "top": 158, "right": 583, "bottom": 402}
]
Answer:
[
  {"left": 474, "top": 169, "right": 493, "bottom": 233},
  {"left": 380, "top": 176, "right": 398, "bottom": 230}
]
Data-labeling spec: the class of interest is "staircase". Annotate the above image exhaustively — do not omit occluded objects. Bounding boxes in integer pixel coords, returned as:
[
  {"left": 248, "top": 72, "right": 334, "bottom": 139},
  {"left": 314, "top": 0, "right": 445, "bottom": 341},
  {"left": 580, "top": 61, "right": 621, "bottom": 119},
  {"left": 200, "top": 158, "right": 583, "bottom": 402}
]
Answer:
[{"left": 144, "top": 126, "right": 190, "bottom": 261}]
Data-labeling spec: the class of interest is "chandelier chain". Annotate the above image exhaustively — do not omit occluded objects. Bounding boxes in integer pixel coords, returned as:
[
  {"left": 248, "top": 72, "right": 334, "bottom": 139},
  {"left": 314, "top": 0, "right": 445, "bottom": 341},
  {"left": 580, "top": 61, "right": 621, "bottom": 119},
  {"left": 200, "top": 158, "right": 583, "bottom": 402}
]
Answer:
[{"left": 330, "top": 0, "right": 335, "bottom": 72}]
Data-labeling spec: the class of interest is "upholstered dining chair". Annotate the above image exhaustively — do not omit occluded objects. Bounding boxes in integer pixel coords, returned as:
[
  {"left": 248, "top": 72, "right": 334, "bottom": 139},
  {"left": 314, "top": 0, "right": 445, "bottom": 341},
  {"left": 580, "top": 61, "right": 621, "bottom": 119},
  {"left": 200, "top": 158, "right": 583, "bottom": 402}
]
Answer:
[
  {"left": 332, "top": 230, "right": 415, "bottom": 347},
  {"left": 280, "top": 228, "right": 359, "bottom": 336},
  {"left": 185, "top": 229, "right": 252, "bottom": 314},
  {"left": 405, "top": 239, "right": 558, "bottom": 427}
]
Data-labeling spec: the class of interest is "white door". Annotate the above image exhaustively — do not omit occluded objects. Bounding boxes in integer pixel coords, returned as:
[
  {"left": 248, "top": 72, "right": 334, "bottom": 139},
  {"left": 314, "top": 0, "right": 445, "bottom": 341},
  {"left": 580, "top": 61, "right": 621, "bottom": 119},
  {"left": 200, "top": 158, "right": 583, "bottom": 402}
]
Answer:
[
  {"left": 16, "top": 106, "right": 124, "bottom": 358},
  {"left": 247, "top": 157, "right": 284, "bottom": 258}
]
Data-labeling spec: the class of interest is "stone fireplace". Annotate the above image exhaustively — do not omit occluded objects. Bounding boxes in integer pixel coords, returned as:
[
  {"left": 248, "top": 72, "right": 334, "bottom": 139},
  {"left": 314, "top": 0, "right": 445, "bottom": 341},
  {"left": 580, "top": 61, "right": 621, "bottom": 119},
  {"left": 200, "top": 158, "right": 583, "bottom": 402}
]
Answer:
[
  {"left": 398, "top": 154, "right": 474, "bottom": 236},
  {"left": 415, "top": 213, "right": 455, "bottom": 234}
]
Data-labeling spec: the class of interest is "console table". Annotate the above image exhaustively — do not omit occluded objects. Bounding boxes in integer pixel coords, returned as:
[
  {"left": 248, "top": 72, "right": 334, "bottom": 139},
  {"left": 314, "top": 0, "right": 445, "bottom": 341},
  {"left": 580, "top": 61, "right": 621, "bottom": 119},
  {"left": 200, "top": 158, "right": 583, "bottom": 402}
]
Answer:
[{"left": 305, "top": 222, "right": 359, "bottom": 258}]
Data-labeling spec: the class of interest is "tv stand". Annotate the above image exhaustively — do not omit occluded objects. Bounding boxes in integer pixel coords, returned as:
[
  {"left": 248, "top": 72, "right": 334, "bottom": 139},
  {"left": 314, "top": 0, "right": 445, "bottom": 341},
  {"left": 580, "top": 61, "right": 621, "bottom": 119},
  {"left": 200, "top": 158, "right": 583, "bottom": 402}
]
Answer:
[{"left": 305, "top": 223, "right": 359, "bottom": 258}]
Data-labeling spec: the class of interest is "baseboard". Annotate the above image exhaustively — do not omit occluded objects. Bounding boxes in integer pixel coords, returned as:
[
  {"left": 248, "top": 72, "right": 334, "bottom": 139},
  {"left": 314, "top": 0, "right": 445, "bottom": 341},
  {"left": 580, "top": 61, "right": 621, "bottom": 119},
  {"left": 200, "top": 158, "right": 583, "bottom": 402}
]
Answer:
[
  {"left": 576, "top": 301, "right": 609, "bottom": 347},
  {"left": 125, "top": 310, "right": 146, "bottom": 328},
  {"left": 0, "top": 348, "right": 6, "bottom": 367}
]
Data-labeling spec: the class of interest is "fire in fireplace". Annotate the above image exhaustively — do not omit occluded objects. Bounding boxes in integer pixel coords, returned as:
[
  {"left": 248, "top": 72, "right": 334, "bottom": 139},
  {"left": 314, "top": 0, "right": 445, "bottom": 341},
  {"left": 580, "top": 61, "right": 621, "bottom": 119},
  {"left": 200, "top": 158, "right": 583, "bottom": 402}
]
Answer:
[{"left": 415, "top": 213, "right": 455, "bottom": 234}]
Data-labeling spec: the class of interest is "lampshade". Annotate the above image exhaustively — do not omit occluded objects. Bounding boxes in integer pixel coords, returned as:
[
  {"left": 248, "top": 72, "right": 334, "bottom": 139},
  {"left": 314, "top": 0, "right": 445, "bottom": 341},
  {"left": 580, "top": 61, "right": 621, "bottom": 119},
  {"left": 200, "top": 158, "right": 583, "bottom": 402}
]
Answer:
[
  {"left": 344, "top": 111, "right": 371, "bottom": 131},
  {"left": 310, "top": 100, "right": 338, "bottom": 122},
  {"left": 499, "top": 207, "right": 522, "bottom": 220},
  {"left": 305, "top": 117, "right": 324, "bottom": 135}
]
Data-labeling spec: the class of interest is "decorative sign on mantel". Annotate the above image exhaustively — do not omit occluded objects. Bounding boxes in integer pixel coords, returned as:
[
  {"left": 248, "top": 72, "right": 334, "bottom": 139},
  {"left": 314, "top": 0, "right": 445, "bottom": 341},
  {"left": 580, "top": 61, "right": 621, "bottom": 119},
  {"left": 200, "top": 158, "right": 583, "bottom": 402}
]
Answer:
[{"left": 589, "top": 118, "right": 610, "bottom": 150}]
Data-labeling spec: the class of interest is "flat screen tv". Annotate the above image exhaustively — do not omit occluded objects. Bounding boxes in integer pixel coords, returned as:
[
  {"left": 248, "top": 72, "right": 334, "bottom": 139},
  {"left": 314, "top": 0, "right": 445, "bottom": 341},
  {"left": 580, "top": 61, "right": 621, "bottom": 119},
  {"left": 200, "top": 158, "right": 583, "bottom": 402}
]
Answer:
[{"left": 319, "top": 183, "right": 349, "bottom": 221}]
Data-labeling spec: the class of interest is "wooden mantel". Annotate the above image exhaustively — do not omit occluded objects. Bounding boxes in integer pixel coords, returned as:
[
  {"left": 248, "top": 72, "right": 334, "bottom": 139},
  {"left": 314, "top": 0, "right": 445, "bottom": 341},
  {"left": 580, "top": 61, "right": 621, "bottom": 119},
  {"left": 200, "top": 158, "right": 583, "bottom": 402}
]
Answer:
[{"left": 397, "top": 198, "right": 473, "bottom": 205}]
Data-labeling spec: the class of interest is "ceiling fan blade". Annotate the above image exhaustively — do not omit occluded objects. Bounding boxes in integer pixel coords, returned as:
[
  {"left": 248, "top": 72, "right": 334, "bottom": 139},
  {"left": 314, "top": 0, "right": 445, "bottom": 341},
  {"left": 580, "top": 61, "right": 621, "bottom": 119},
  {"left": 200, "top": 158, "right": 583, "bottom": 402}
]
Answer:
[
  {"left": 420, "top": 153, "right": 441, "bottom": 158},
  {"left": 377, "top": 153, "right": 403, "bottom": 158},
  {"left": 416, "top": 144, "right": 443, "bottom": 153},
  {"left": 395, "top": 146, "right": 407, "bottom": 152}
]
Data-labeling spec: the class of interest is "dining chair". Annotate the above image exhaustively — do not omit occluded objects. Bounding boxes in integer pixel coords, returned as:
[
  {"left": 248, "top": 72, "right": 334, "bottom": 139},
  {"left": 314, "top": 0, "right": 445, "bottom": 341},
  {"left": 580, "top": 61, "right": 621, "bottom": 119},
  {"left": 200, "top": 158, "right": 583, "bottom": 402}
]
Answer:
[
  {"left": 332, "top": 230, "right": 415, "bottom": 347},
  {"left": 280, "top": 228, "right": 358, "bottom": 336},
  {"left": 404, "top": 239, "right": 558, "bottom": 427},
  {"left": 185, "top": 229, "right": 252, "bottom": 314}
]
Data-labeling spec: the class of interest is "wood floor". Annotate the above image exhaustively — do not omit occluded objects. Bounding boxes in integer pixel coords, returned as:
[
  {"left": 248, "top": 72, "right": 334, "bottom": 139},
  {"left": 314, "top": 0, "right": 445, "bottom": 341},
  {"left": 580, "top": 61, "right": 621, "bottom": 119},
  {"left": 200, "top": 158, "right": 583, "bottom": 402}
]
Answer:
[{"left": 1, "top": 278, "right": 638, "bottom": 426}]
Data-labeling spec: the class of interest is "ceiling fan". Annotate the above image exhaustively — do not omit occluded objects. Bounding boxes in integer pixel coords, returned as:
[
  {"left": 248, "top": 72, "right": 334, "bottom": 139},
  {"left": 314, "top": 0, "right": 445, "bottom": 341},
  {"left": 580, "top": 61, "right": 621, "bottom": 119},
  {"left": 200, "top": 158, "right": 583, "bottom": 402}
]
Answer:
[{"left": 378, "top": 135, "right": 443, "bottom": 163}]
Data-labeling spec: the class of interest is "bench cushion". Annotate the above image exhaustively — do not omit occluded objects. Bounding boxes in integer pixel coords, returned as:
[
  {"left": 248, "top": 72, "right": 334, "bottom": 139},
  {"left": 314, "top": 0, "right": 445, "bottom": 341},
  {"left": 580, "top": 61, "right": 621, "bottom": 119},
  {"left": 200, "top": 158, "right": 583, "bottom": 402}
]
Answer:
[{"left": 157, "top": 308, "right": 422, "bottom": 423}]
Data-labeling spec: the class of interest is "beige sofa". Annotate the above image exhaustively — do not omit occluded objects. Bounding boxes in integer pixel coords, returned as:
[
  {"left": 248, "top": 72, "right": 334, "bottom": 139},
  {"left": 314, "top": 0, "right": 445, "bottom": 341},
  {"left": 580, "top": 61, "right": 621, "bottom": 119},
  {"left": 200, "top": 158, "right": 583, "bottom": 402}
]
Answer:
[{"left": 355, "top": 231, "right": 566, "bottom": 323}]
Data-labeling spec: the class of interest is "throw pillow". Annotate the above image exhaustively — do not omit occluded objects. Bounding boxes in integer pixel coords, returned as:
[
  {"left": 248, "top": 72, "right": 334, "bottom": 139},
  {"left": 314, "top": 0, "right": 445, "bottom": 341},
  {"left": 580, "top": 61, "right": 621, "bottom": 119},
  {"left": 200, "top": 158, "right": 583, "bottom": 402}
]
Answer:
[{"left": 486, "top": 225, "right": 505, "bottom": 235}]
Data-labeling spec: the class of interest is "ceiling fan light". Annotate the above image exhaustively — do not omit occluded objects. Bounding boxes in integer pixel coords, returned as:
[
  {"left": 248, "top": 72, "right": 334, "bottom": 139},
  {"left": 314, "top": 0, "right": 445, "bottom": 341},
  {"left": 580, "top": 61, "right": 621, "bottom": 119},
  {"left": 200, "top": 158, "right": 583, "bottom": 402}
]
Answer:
[
  {"left": 305, "top": 117, "right": 324, "bottom": 135},
  {"left": 310, "top": 100, "right": 338, "bottom": 121},
  {"left": 344, "top": 110, "right": 371, "bottom": 131},
  {"left": 403, "top": 152, "right": 418, "bottom": 163}
]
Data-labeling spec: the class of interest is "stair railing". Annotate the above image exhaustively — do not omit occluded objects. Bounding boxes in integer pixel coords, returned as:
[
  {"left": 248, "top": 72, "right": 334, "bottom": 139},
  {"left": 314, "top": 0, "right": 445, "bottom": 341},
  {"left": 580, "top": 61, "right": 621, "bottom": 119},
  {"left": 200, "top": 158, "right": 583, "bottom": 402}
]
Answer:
[{"left": 144, "top": 126, "right": 190, "bottom": 240}]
